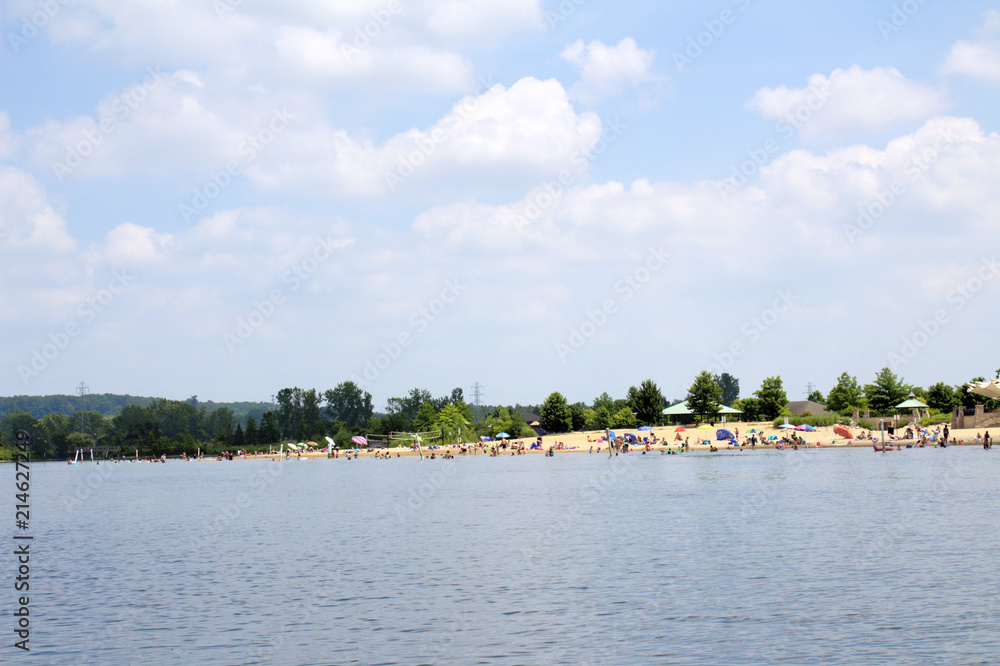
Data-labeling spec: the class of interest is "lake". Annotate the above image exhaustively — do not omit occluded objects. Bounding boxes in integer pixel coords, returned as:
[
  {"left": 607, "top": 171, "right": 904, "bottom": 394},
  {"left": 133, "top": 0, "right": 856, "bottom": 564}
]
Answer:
[{"left": 6, "top": 446, "right": 1000, "bottom": 664}]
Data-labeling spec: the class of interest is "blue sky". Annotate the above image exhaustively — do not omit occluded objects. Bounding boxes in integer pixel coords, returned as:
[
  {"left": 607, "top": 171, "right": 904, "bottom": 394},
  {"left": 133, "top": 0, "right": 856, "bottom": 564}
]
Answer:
[{"left": 2, "top": 0, "right": 999, "bottom": 409}]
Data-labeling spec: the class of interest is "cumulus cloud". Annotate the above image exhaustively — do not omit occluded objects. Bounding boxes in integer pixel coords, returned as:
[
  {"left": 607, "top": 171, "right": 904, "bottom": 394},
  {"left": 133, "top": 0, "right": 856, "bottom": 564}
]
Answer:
[
  {"left": 747, "top": 65, "right": 947, "bottom": 139},
  {"left": 0, "top": 166, "right": 75, "bottom": 253},
  {"left": 939, "top": 10, "right": 1000, "bottom": 82},
  {"left": 254, "top": 76, "right": 603, "bottom": 196},
  {"left": 561, "top": 37, "right": 662, "bottom": 105}
]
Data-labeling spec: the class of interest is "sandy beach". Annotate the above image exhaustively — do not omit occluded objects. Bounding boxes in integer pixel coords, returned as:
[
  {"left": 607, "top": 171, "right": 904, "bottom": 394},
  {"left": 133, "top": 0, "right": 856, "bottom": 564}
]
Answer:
[{"left": 269, "top": 421, "right": 993, "bottom": 458}]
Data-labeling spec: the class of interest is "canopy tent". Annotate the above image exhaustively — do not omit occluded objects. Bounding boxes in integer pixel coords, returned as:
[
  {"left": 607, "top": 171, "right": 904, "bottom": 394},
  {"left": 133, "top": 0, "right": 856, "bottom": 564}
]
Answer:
[
  {"left": 661, "top": 401, "right": 743, "bottom": 418},
  {"left": 969, "top": 379, "right": 1000, "bottom": 400}
]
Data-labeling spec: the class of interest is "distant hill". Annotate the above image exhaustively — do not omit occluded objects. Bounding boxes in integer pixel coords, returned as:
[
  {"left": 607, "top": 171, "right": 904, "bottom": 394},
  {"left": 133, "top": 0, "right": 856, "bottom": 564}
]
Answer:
[{"left": 0, "top": 393, "right": 274, "bottom": 425}]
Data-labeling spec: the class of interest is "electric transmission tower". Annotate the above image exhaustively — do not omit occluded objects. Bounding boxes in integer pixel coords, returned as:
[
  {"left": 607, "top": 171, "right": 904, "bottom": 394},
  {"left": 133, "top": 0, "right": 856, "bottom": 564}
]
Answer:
[{"left": 470, "top": 382, "right": 484, "bottom": 407}]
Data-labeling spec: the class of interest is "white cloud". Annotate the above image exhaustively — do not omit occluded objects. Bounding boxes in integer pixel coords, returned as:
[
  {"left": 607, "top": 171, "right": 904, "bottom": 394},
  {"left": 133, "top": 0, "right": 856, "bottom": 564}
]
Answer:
[
  {"left": 939, "top": 10, "right": 1000, "bottom": 82},
  {"left": 747, "top": 65, "right": 947, "bottom": 139},
  {"left": 561, "top": 38, "right": 662, "bottom": 105},
  {"left": 0, "top": 166, "right": 75, "bottom": 253},
  {"left": 424, "top": 0, "right": 545, "bottom": 42},
  {"left": 253, "top": 76, "right": 603, "bottom": 196},
  {"left": 102, "top": 222, "right": 174, "bottom": 267}
]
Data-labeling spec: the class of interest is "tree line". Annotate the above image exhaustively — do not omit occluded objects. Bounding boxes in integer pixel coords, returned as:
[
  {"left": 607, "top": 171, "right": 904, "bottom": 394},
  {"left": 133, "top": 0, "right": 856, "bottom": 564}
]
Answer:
[{"left": 1, "top": 369, "right": 995, "bottom": 459}]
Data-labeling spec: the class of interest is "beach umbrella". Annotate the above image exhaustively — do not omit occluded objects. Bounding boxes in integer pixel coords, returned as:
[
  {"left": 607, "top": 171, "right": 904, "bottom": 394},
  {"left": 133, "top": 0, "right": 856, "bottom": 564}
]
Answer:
[
  {"left": 778, "top": 423, "right": 796, "bottom": 430},
  {"left": 674, "top": 427, "right": 686, "bottom": 432},
  {"left": 638, "top": 426, "right": 653, "bottom": 431},
  {"left": 351, "top": 435, "right": 367, "bottom": 447},
  {"left": 286, "top": 442, "right": 299, "bottom": 451},
  {"left": 716, "top": 428, "right": 734, "bottom": 441},
  {"left": 696, "top": 424, "right": 712, "bottom": 430},
  {"left": 746, "top": 428, "right": 760, "bottom": 434},
  {"left": 608, "top": 430, "right": 617, "bottom": 439},
  {"left": 496, "top": 432, "right": 510, "bottom": 438},
  {"left": 768, "top": 435, "right": 778, "bottom": 441},
  {"left": 833, "top": 426, "right": 853, "bottom": 439},
  {"left": 795, "top": 425, "right": 815, "bottom": 432}
]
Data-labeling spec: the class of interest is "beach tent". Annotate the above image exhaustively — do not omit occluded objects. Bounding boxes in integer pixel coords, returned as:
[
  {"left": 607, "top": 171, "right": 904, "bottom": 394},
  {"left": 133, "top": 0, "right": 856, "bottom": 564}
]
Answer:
[
  {"left": 716, "top": 428, "right": 734, "bottom": 441},
  {"left": 624, "top": 433, "right": 637, "bottom": 443},
  {"left": 969, "top": 379, "right": 1000, "bottom": 400}
]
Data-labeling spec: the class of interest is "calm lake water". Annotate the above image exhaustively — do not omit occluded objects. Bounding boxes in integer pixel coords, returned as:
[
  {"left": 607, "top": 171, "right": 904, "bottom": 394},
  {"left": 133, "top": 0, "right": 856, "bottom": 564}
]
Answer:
[{"left": 5, "top": 446, "right": 1000, "bottom": 664}]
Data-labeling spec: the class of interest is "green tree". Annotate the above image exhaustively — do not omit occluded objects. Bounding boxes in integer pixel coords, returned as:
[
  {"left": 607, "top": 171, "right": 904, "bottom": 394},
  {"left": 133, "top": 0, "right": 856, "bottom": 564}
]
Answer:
[
  {"left": 540, "top": 392, "right": 572, "bottom": 433},
  {"left": 732, "top": 397, "right": 762, "bottom": 422},
  {"left": 825, "top": 372, "right": 866, "bottom": 412},
  {"left": 36, "top": 412, "right": 71, "bottom": 459},
  {"left": 864, "top": 367, "right": 910, "bottom": 414},
  {"left": 233, "top": 423, "right": 246, "bottom": 449},
  {"left": 245, "top": 415, "right": 258, "bottom": 446},
  {"left": 275, "top": 387, "right": 304, "bottom": 437},
  {"left": 413, "top": 402, "right": 439, "bottom": 432},
  {"left": 585, "top": 405, "right": 612, "bottom": 431},
  {"left": 569, "top": 403, "right": 587, "bottom": 431},
  {"left": 926, "top": 382, "right": 956, "bottom": 412},
  {"left": 592, "top": 392, "right": 615, "bottom": 413},
  {"left": 807, "top": 390, "right": 826, "bottom": 404},
  {"left": 611, "top": 406, "right": 637, "bottom": 429},
  {"left": 324, "top": 381, "right": 374, "bottom": 428},
  {"left": 630, "top": 379, "right": 665, "bottom": 425},
  {"left": 259, "top": 411, "right": 280, "bottom": 444},
  {"left": 450, "top": 387, "right": 464, "bottom": 405},
  {"left": 754, "top": 376, "right": 788, "bottom": 420},
  {"left": 433, "top": 403, "right": 473, "bottom": 443},
  {"left": 713, "top": 373, "right": 740, "bottom": 406},
  {"left": 687, "top": 371, "right": 722, "bottom": 421}
]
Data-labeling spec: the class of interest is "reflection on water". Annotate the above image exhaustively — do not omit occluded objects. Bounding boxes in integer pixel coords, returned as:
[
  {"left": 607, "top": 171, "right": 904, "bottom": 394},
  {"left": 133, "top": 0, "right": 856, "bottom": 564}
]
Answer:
[{"left": 11, "top": 447, "right": 1000, "bottom": 664}]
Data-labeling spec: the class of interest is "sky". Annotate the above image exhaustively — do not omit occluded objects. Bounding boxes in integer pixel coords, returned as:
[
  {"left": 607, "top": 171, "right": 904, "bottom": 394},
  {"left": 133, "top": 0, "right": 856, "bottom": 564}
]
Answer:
[{"left": 2, "top": 0, "right": 999, "bottom": 410}]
